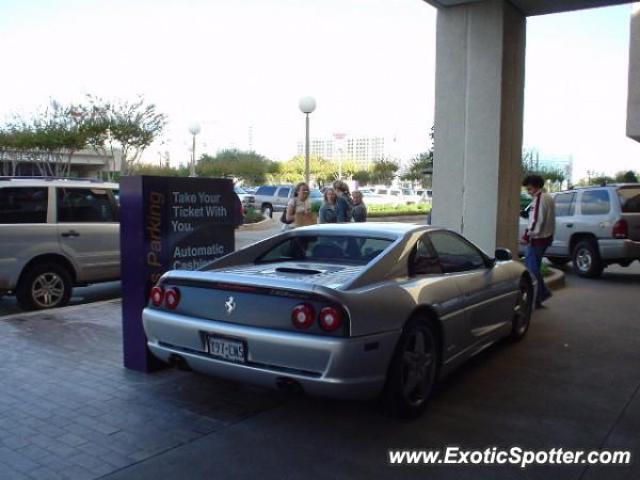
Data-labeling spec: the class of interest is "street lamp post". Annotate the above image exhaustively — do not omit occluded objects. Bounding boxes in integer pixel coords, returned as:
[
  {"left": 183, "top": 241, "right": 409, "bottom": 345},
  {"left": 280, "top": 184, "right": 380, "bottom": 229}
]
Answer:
[
  {"left": 188, "top": 123, "right": 201, "bottom": 177},
  {"left": 298, "top": 96, "right": 316, "bottom": 185}
]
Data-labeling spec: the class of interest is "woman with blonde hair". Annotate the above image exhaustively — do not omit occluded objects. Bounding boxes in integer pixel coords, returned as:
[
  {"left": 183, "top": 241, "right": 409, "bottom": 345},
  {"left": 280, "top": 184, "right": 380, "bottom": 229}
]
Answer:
[
  {"left": 318, "top": 187, "right": 338, "bottom": 224},
  {"left": 283, "top": 182, "right": 316, "bottom": 229}
]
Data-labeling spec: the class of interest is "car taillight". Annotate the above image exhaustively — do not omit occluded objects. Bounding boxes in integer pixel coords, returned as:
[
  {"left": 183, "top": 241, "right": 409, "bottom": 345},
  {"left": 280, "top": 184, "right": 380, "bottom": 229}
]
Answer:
[
  {"left": 613, "top": 219, "right": 628, "bottom": 239},
  {"left": 150, "top": 286, "right": 164, "bottom": 306},
  {"left": 164, "top": 288, "right": 181, "bottom": 310},
  {"left": 319, "top": 307, "right": 343, "bottom": 332},
  {"left": 292, "top": 303, "right": 315, "bottom": 329}
]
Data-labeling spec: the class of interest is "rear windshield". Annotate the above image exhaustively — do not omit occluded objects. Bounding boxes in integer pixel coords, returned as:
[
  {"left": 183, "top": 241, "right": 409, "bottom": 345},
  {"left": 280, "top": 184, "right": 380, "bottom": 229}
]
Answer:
[
  {"left": 255, "top": 235, "right": 393, "bottom": 265},
  {"left": 618, "top": 187, "right": 640, "bottom": 213}
]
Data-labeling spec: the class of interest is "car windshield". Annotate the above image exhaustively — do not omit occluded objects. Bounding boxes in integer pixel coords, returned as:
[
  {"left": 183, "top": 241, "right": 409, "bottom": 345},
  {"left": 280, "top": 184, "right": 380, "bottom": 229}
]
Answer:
[
  {"left": 255, "top": 235, "right": 394, "bottom": 265},
  {"left": 618, "top": 187, "right": 640, "bottom": 213},
  {"left": 234, "top": 187, "right": 247, "bottom": 194},
  {"left": 310, "top": 189, "right": 322, "bottom": 199}
]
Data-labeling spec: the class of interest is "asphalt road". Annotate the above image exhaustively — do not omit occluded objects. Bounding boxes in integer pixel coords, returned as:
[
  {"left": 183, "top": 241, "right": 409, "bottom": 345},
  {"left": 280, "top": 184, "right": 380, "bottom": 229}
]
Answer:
[{"left": 0, "top": 216, "right": 426, "bottom": 316}]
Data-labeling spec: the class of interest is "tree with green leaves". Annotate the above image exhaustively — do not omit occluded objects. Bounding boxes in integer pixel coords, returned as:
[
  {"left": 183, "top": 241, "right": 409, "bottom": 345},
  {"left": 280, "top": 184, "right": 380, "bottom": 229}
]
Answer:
[
  {"left": 198, "top": 149, "right": 278, "bottom": 184},
  {"left": 402, "top": 151, "right": 433, "bottom": 187},
  {"left": 0, "top": 96, "right": 167, "bottom": 178},
  {"left": 352, "top": 169, "right": 372, "bottom": 185},
  {"left": 277, "top": 155, "right": 336, "bottom": 186},
  {"left": 0, "top": 100, "right": 92, "bottom": 177},
  {"left": 402, "top": 125, "right": 434, "bottom": 188},
  {"left": 77, "top": 95, "right": 167, "bottom": 178},
  {"left": 370, "top": 158, "right": 399, "bottom": 185},
  {"left": 615, "top": 170, "right": 639, "bottom": 183}
]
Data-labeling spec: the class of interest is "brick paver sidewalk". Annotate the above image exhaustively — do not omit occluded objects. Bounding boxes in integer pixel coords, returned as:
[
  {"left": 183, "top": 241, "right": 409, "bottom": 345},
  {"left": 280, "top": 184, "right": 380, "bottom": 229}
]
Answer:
[{"left": 0, "top": 300, "right": 284, "bottom": 480}]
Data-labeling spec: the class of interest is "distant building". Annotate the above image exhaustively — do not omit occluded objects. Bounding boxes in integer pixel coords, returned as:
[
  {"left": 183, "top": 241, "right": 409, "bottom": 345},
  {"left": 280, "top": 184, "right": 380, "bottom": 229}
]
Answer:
[
  {"left": 0, "top": 149, "right": 122, "bottom": 178},
  {"left": 297, "top": 135, "right": 385, "bottom": 168}
]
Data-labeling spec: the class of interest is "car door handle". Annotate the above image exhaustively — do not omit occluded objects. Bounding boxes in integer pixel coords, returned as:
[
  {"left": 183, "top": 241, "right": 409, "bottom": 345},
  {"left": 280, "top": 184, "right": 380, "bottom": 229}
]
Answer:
[
  {"left": 61, "top": 230, "right": 80, "bottom": 238},
  {"left": 565, "top": 223, "right": 573, "bottom": 228}
]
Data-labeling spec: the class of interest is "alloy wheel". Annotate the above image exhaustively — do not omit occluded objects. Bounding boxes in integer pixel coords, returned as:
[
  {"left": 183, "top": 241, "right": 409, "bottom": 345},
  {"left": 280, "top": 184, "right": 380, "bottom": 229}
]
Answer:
[
  {"left": 31, "top": 272, "right": 65, "bottom": 308},
  {"left": 401, "top": 329, "right": 435, "bottom": 407},
  {"left": 513, "top": 284, "right": 531, "bottom": 335},
  {"left": 575, "top": 248, "right": 592, "bottom": 272}
]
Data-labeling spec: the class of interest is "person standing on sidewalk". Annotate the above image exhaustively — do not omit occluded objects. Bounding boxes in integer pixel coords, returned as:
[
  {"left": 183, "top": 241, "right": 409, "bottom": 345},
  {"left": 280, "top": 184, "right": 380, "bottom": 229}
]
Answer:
[
  {"left": 284, "top": 182, "right": 316, "bottom": 229},
  {"left": 318, "top": 187, "right": 338, "bottom": 224},
  {"left": 521, "top": 175, "right": 556, "bottom": 308},
  {"left": 333, "top": 180, "right": 353, "bottom": 223},
  {"left": 351, "top": 190, "right": 367, "bottom": 222}
]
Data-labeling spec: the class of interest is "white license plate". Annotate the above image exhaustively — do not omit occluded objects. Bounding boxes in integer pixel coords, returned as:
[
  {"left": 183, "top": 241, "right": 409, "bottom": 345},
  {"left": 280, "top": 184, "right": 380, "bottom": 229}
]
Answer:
[{"left": 208, "top": 336, "right": 246, "bottom": 363}]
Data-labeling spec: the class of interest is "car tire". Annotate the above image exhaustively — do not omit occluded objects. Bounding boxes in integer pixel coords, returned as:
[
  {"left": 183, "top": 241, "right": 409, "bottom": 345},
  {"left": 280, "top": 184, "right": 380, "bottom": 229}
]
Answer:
[
  {"left": 572, "top": 240, "right": 604, "bottom": 278},
  {"left": 547, "top": 256, "right": 569, "bottom": 268},
  {"left": 261, "top": 204, "right": 273, "bottom": 218},
  {"left": 511, "top": 277, "right": 533, "bottom": 341},
  {"left": 16, "top": 262, "right": 72, "bottom": 311},
  {"left": 383, "top": 318, "right": 439, "bottom": 419}
]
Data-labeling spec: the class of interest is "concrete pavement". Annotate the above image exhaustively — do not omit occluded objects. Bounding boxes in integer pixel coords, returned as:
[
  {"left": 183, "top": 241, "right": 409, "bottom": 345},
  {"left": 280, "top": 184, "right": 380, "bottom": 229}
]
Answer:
[{"left": 1, "top": 261, "right": 638, "bottom": 479}]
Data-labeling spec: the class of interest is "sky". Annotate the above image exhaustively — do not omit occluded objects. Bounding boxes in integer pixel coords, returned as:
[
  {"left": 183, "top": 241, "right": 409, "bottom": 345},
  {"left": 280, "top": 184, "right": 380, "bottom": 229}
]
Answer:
[{"left": 0, "top": 0, "right": 638, "bottom": 181}]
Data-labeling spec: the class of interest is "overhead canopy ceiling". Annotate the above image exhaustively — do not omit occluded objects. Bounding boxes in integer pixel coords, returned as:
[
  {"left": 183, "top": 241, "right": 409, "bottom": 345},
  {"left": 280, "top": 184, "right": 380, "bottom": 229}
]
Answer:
[{"left": 423, "top": 0, "right": 633, "bottom": 16}]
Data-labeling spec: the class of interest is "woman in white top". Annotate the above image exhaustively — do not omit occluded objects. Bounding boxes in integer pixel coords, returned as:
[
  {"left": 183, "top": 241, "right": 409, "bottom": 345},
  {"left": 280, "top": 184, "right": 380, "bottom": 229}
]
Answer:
[{"left": 285, "top": 182, "right": 316, "bottom": 228}]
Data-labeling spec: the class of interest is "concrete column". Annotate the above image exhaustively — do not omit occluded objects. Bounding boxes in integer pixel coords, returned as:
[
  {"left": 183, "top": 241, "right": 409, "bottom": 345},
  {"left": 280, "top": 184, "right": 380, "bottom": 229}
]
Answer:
[
  {"left": 627, "top": 4, "right": 640, "bottom": 142},
  {"left": 431, "top": 0, "right": 525, "bottom": 255}
]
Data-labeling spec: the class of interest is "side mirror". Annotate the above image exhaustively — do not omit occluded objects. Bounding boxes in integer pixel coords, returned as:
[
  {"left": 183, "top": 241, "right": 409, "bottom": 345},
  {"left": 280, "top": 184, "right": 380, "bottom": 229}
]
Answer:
[
  {"left": 495, "top": 248, "right": 513, "bottom": 262},
  {"left": 520, "top": 209, "right": 529, "bottom": 219}
]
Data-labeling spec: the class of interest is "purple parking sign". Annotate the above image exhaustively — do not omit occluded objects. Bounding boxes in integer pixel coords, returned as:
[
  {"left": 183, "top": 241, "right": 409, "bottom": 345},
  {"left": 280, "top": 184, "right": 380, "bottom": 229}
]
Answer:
[{"left": 120, "top": 176, "right": 243, "bottom": 372}]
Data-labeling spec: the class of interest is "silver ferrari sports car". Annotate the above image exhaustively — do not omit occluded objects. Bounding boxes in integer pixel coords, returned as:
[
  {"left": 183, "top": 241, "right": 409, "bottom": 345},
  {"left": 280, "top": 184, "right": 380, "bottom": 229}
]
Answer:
[{"left": 143, "top": 223, "right": 535, "bottom": 417}]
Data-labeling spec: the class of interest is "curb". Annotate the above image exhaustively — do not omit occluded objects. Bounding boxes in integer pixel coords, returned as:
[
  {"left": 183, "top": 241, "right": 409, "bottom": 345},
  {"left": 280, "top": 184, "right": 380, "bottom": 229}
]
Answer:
[
  {"left": 545, "top": 267, "right": 566, "bottom": 290},
  {"left": 0, "top": 298, "right": 121, "bottom": 322},
  {"left": 237, "top": 216, "right": 272, "bottom": 231},
  {"left": 368, "top": 214, "right": 428, "bottom": 223}
]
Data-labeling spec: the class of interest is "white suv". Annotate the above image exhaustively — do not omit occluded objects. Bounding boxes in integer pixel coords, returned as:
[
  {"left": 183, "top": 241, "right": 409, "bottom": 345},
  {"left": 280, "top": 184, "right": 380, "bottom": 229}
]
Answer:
[
  {"left": 0, "top": 177, "right": 120, "bottom": 310},
  {"left": 519, "top": 184, "right": 640, "bottom": 277}
]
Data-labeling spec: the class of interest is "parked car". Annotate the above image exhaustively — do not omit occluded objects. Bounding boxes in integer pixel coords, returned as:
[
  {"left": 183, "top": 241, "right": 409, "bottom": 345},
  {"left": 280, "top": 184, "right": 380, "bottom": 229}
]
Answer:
[
  {"left": 234, "top": 186, "right": 256, "bottom": 208},
  {"left": 370, "top": 187, "right": 404, "bottom": 206},
  {"left": 0, "top": 177, "right": 120, "bottom": 310},
  {"left": 519, "top": 184, "right": 640, "bottom": 277},
  {"left": 360, "top": 192, "right": 394, "bottom": 206},
  {"left": 417, "top": 189, "right": 433, "bottom": 202},
  {"left": 254, "top": 185, "right": 321, "bottom": 217},
  {"left": 143, "top": 222, "right": 534, "bottom": 417},
  {"left": 400, "top": 188, "right": 423, "bottom": 204}
]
